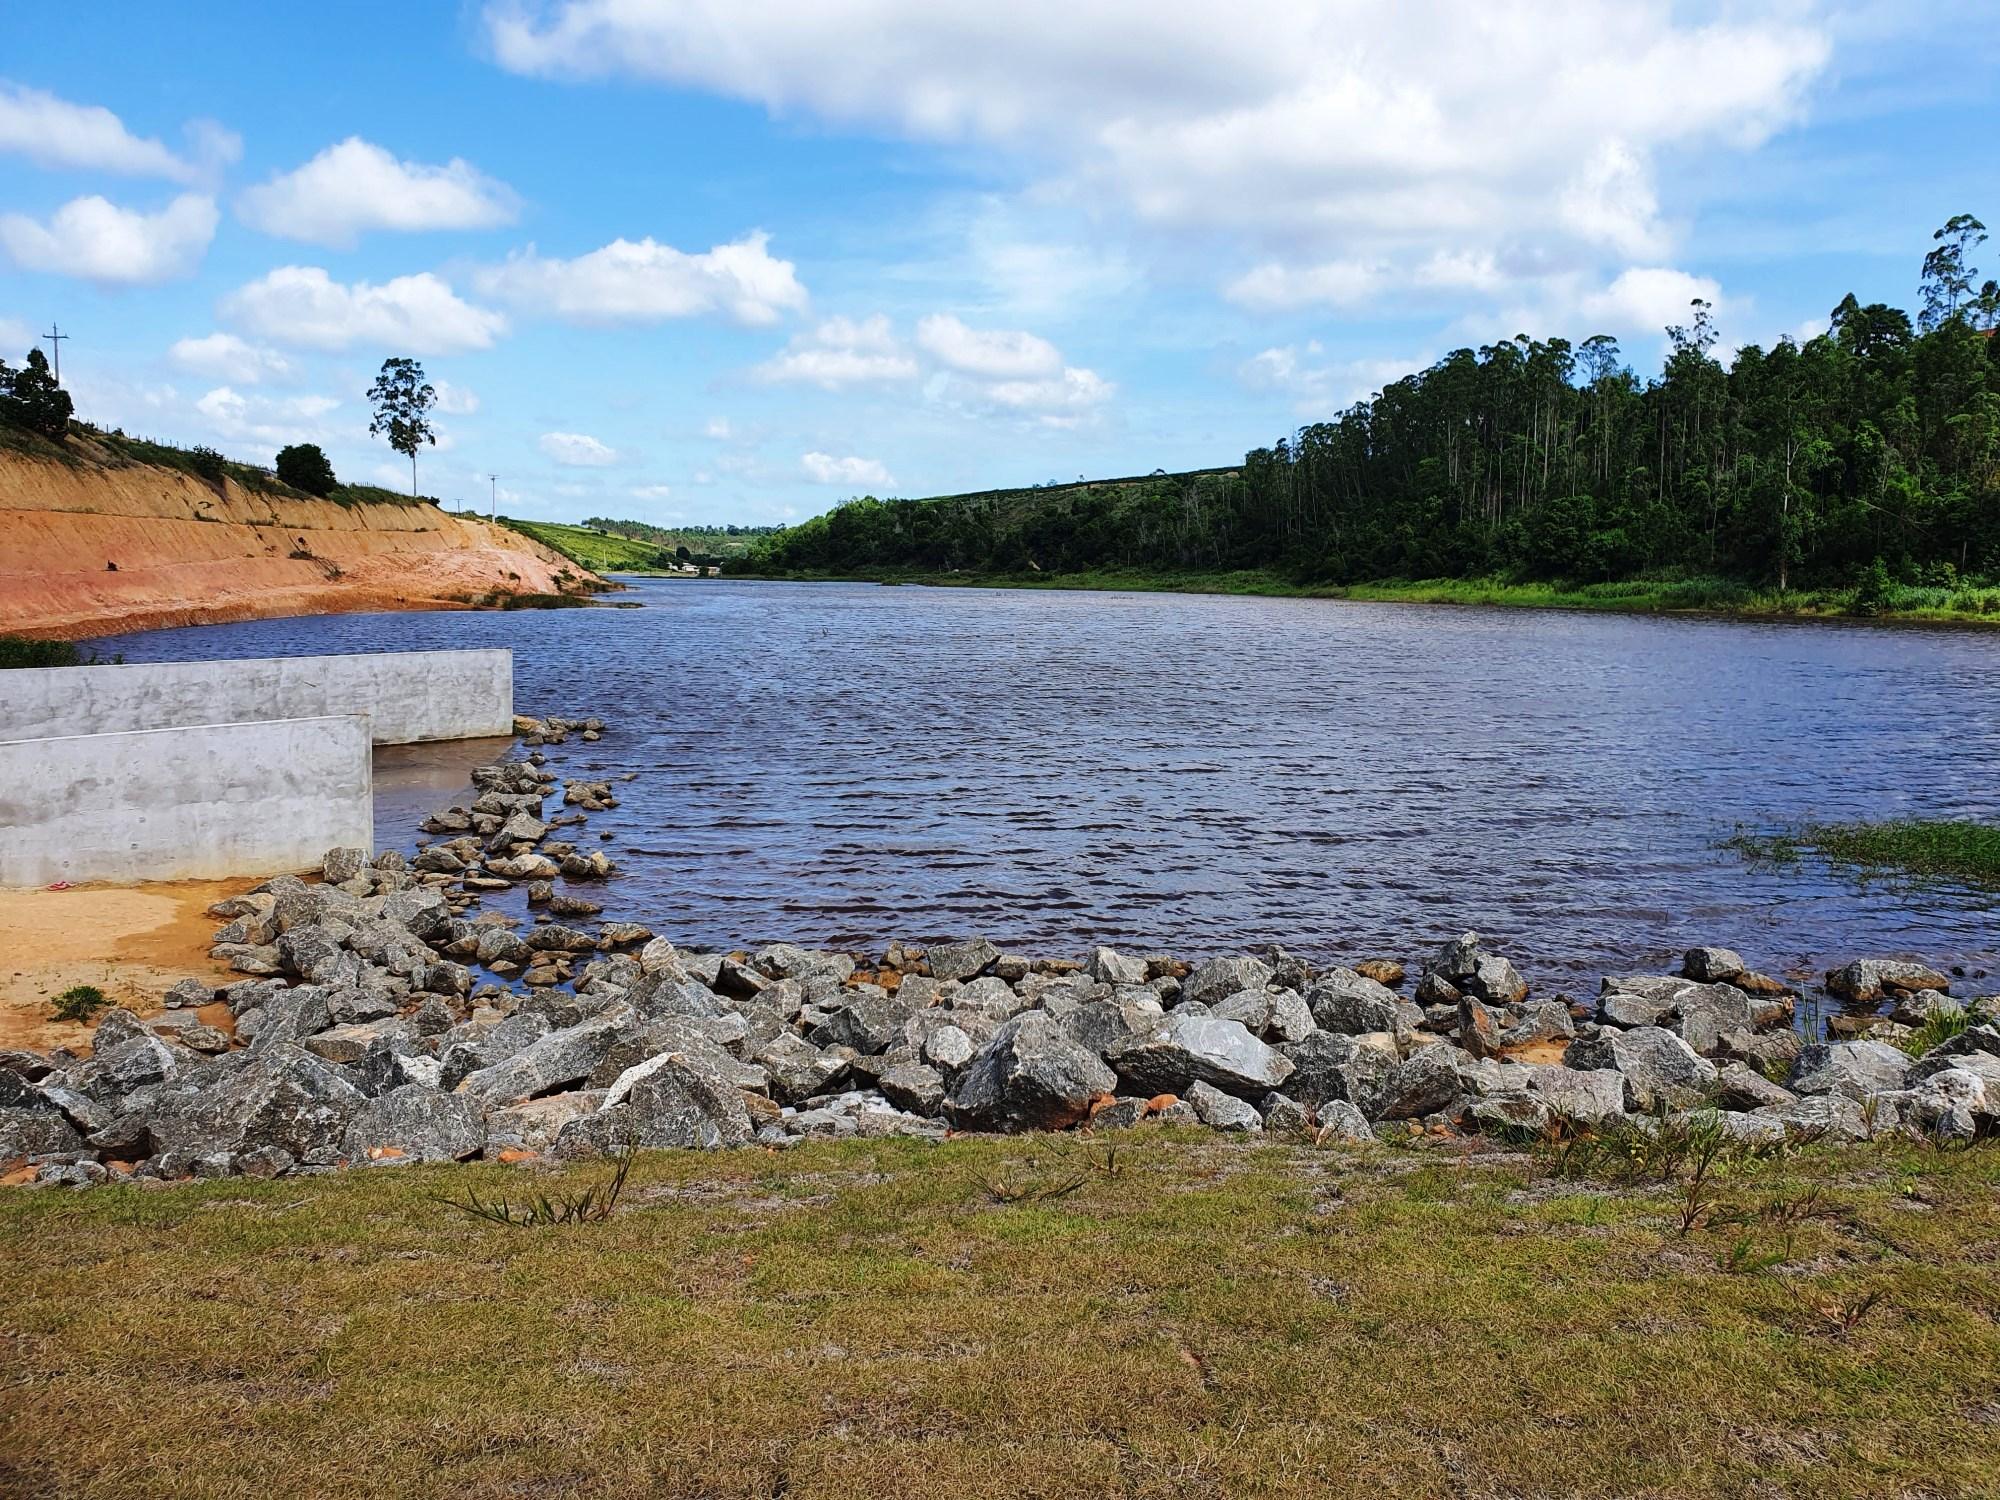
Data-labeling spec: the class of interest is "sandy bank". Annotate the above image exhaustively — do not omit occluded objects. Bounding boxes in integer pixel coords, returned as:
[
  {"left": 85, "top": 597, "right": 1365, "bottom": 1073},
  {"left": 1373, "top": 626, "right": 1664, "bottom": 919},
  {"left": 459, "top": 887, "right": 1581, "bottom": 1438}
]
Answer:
[
  {"left": 0, "top": 448, "right": 599, "bottom": 639},
  {"left": 0, "top": 879, "right": 244, "bottom": 1053}
]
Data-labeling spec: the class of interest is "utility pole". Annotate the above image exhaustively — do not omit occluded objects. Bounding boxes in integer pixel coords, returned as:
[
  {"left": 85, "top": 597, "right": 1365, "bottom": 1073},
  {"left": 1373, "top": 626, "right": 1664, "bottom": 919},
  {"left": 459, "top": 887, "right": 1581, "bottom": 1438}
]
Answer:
[
  {"left": 488, "top": 474, "right": 498, "bottom": 521},
  {"left": 41, "top": 323, "right": 68, "bottom": 386}
]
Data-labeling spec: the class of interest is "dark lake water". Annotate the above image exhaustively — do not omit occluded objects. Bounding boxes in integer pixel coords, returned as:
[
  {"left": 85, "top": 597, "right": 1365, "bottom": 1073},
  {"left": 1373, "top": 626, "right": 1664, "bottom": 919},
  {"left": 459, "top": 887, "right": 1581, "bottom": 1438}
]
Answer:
[{"left": 103, "top": 580, "right": 2000, "bottom": 989}]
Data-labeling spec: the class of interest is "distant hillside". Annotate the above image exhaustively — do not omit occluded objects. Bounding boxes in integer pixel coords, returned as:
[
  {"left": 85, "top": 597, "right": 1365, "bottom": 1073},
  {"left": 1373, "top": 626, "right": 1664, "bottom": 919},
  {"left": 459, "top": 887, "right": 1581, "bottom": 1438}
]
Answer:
[
  {"left": 579, "top": 517, "right": 778, "bottom": 557},
  {"left": 497, "top": 518, "right": 681, "bottom": 573}
]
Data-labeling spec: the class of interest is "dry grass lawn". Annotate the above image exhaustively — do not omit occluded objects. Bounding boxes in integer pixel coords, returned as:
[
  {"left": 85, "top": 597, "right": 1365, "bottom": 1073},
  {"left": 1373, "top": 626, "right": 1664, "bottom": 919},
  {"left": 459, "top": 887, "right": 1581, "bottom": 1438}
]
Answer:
[{"left": 3, "top": 1128, "right": 1997, "bottom": 1499}]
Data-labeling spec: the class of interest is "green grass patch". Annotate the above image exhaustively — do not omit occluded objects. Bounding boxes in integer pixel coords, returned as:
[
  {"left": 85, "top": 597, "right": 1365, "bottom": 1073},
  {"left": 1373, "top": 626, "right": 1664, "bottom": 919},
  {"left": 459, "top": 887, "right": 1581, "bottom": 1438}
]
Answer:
[
  {"left": 499, "top": 517, "right": 684, "bottom": 574},
  {"left": 4, "top": 1131, "right": 1997, "bottom": 1498},
  {"left": 1730, "top": 818, "right": 2000, "bottom": 887}
]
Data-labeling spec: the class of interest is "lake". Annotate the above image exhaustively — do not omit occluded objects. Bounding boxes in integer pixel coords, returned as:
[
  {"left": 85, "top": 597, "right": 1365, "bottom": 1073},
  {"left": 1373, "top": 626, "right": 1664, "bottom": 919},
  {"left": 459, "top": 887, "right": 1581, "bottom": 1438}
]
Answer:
[{"left": 102, "top": 579, "right": 2000, "bottom": 990}]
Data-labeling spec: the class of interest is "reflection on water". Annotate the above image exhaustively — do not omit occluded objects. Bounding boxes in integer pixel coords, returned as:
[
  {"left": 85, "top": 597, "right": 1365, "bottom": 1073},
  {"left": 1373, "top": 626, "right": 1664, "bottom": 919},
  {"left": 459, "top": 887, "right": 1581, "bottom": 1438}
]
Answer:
[
  {"left": 104, "top": 581, "right": 2000, "bottom": 985},
  {"left": 371, "top": 736, "right": 513, "bottom": 850}
]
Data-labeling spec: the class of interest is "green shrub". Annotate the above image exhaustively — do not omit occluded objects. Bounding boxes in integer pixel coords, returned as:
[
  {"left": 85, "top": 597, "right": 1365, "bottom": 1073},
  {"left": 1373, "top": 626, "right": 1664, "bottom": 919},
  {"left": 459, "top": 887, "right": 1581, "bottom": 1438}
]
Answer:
[
  {"left": 0, "top": 636, "right": 82, "bottom": 669},
  {"left": 186, "top": 445, "right": 228, "bottom": 483},
  {"left": 50, "top": 985, "right": 109, "bottom": 1024},
  {"left": 275, "top": 442, "right": 338, "bottom": 497}
]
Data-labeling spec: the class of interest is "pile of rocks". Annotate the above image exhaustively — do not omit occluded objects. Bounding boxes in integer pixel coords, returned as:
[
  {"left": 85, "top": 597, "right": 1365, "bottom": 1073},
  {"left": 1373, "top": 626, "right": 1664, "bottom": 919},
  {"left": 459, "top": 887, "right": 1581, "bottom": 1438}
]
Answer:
[{"left": 5, "top": 903, "right": 1995, "bottom": 1184}]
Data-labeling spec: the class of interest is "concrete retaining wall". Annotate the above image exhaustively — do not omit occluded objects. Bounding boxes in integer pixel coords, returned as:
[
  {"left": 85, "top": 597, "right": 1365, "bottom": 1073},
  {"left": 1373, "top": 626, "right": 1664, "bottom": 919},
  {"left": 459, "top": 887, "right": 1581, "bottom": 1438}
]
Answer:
[
  {"left": 0, "top": 649, "right": 512, "bottom": 746},
  {"left": 0, "top": 716, "right": 373, "bottom": 886}
]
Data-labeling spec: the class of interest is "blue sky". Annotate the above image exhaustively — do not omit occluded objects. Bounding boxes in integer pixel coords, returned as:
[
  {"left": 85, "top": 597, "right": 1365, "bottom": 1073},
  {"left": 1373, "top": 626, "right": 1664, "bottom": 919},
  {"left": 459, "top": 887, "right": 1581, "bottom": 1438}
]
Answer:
[{"left": 1, "top": 1, "right": 1994, "bottom": 526}]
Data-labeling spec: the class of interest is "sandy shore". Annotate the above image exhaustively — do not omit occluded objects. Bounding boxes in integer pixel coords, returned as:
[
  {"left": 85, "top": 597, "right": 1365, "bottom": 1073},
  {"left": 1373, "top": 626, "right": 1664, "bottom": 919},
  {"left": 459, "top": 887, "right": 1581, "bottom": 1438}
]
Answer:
[{"left": 0, "top": 879, "right": 247, "bottom": 1054}]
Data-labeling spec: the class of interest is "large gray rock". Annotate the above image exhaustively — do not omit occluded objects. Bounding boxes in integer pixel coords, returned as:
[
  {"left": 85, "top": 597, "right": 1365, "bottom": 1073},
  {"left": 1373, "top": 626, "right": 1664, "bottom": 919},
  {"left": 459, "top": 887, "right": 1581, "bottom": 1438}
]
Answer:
[
  {"left": 1787, "top": 1040, "right": 1910, "bottom": 1101},
  {"left": 1088, "top": 946, "right": 1148, "bottom": 987},
  {"left": 455, "top": 1005, "right": 638, "bottom": 1106},
  {"left": 1467, "top": 955, "right": 1528, "bottom": 1005},
  {"left": 1524, "top": 1066, "right": 1629, "bottom": 1125},
  {"left": 1753, "top": 1093, "right": 1871, "bottom": 1141},
  {"left": 925, "top": 938, "right": 999, "bottom": 983},
  {"left": 808, "top": 990, "right": 915, "bottom": 1055},
  {"left": 1106, "top": 1012, "right": 1294, "bottom": 1100},
  {"left": 946, "top": 1011, "right": 1117, "bottom": 1132},
  {"left": 1181, "top": 956, "right": 1273, "bottom": 1008},
  {"left": 342, "top": 1085, "right": 484, "bottom": 1163},
  {"left": 152, "top": 1046, "right": 365, "bottom": 1163},
  {"left": 0, "top": 1105, "right": 87, "bottom": 1163},
  {"left": 753, "top": 1032, "right": 851, "bottom": 1105},
  {"left": 1186, "top": 1080, "right": 1261, "bottom": 1132},
  {"left": 1278, "top": 1031, "right": 1397, "bottom": 1113},
  {"left": 1377, "top": 1045, "right": 1480, "bottom": 1120},
  {"left": 1306, "top": 968, "right": 1405, "bottom": 1035},
  {"left": 1826, "top": 958, "right": 1950, "bottom": 1003},
  {"left": 556, "top": 1053, "right": 753, "bottom": 1156},
  {"left": 1562, "top": 1026, "right": 1717, "bottom": 1112},
  {"left": 1714, "top": 1061, "right": 1796, "bottom": 1111},
  {"left": 1683, "top": 946, "right": 1746, "bottom": 982}
]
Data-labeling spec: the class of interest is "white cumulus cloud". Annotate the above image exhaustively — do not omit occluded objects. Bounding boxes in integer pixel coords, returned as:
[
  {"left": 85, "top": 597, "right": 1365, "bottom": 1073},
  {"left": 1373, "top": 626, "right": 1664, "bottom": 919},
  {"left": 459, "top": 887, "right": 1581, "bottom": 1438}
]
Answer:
[
  {"left": 802, "top": 451, "right": 894, "bottom": 488},
  {"left": 238, "top": 137, "right": 522, "bottom": 248},
  {"left": 914, "top": 314, "right": 1061, "bottom": 379},
  {"left": 0, "top": 193, "right": 217, "bottom": 284},
  {"left": 168, "top": 331, "right": 296, "bottom": 384},
  {"left": 0, "top": 83, "right": 238, "bottom": 183},
  {"left": 193, "top": 385, "right": 342, "bottom": 450},
  {"left": 476, "top": 230, "right": 807, "bottom": 326},
  {"left": 485, "top": 1, "right": 1830, "bottom": 310},
  {"left": 221, "top": 266, "right": 507, "bottom": 353},
  {"left": 755, "top": 315, "right": 919, "bottom": 388},
  {"left": 540, "top": 431, "right": 619, "bottom": 466}
]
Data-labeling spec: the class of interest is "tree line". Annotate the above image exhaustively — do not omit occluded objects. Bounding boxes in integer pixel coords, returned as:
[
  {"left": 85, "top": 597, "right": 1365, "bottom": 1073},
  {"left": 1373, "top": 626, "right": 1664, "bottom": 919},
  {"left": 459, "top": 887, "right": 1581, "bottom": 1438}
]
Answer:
[{"left": 742, "top": 215, "right": 2000, "bottom": 591}]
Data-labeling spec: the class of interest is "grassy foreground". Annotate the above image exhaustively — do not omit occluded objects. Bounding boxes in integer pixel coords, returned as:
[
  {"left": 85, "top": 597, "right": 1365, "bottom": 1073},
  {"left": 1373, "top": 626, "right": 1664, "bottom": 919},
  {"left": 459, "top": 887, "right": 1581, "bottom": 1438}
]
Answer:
[
  {"left": 735, "top": 566, "right": 2000, "bottom": 625},
  {"left": 4, "top": 1130, "right": 1998, "bottom": 1498},
  {"left": 1730, "top": 819, "right": 2000, "bottom": 888}
]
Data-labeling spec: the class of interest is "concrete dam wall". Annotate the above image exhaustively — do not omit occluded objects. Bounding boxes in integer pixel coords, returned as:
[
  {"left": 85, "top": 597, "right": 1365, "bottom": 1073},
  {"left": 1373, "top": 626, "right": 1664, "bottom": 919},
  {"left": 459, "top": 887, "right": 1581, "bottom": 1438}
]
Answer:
[{"left": 0, "top": 649, "right": 513, "bottom": 747}]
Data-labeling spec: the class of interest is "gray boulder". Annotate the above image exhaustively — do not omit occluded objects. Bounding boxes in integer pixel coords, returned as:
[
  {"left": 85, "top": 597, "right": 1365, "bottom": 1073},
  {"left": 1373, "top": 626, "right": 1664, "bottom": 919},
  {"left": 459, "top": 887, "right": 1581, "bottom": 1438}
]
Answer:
[
  {"left": 1714, "top": 1061, "right": 1797, "bottom": 1112},
  {"left": 808, "top": 990, "right": 915, "bottom": 1055},
  {"left": 1682, "top": 946, "right": 1746, "bottom": 982},
  {"left": 1563, "top": 1026, "right": 1717, "bottom": 1112},
  {"left": 1181, "top": 956, "right": 1273, "bottom": 1008},
  {"left": 1826, "top": 958, "right": 1950, "bottom": 1003},
  {"left": 925, "top": 938, "right": 999, "bottom": 983},
  {"left": 151, "top": 1046, "right": 365, "bottom": 1163},
  {"left": 753, "top": 1032, "right": 851, "bottom": 1105},
  {"left": 0, "top": 1105, "right": 87, "bottom": 1163},
  {"left": 1787, "top": 1040, "right": 1909, "bottom": 1101},
  {"left": 1186, "top": 1080, "right": 1261, "bottom": 1132},
  {"left": 342, "top": 1085, "right": 484, "bottom": 1163},
  {"left": 1523, "top": 1066, "right": 1632, "bottom": 1126},
  {"left": 1377, "top": 1045, "right": 1480, "bottom": 1121},
  {"left": 1311, "top": 1099, "right": 1375, "bottom": 1142},
  {"left": 455, "top": 1005, "right": 638, "bottom": 1106},
  {"left": 1278, "top": 1031, "right": 1397, "bottom": 1114},
  {"left": 1106, "top": 1012, "right": 1294, "bottom": 1100},
  {"left": 1306, "top": 968, "right": 1405, "bottom": 1035},
  {"left": 946, "top": 1012, "right": 1117, "bottom": 1132},
  {"left": 1088, "top": 946, "right": 1148, "bottom": 987}
]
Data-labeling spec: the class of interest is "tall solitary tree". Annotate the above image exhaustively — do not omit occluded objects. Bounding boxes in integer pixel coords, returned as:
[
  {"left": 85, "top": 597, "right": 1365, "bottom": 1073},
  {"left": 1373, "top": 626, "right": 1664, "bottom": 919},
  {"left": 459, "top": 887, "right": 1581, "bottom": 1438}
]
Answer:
[
  {"left": 1919, "top": 213, "right": 1986, "bottom": 331},
  {"left": 366, "top": 357, "right": 436, "bottom": 497}
]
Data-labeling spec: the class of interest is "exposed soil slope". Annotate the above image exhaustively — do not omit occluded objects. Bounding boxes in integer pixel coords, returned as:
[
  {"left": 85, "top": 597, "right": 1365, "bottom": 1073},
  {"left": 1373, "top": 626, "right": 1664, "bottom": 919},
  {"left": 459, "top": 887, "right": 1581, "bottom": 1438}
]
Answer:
[{"left": 0, "top": 446, "right": 601, "bottom": 639}]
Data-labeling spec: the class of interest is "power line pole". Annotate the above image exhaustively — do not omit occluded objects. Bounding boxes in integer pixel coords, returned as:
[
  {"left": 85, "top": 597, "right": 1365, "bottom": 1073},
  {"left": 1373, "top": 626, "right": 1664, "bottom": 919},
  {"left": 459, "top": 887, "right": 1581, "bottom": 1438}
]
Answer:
[
  {"left": 41, "top": 323, "right": 68, "bottom": 386},
  {"left": 488, "top": 474, "right": 498, "bottom": 521}
]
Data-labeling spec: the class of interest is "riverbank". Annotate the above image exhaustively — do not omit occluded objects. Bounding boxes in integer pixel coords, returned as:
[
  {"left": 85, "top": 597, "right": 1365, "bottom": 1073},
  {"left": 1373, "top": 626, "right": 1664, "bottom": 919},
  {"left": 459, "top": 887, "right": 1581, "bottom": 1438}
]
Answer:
[
  {"left": 4, "top": 1129, "right": 1997, "bottom": 1498},
  {"left": 0, "top": 445, "right": 607, "bottom": 641},
  {"left": 0, "top": 879, "right": 243, "bottom": 1053},
  {"left": 732, "top": 566, "right": 2000, "bottom": 627}
]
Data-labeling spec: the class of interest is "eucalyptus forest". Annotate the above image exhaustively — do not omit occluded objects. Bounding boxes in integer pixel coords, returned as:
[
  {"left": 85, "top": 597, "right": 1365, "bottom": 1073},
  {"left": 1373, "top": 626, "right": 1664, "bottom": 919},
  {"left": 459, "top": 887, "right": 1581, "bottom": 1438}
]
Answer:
[{"left": 745, "top": 216, "right": 2000, "bottom": 600}]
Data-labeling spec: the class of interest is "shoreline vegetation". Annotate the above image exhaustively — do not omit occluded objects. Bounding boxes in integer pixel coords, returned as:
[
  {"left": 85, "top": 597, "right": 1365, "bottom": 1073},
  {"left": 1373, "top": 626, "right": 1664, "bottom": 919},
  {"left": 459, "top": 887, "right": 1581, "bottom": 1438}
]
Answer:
[
  {"left": 728, "top": 565, "right": 2000, "bottom": 626},
  {"left": 1729, "top": 819, "right": 2000, "bottom": 887},
  {"left": 733, "top": 217, "right": 1999, "bottom": 633}
]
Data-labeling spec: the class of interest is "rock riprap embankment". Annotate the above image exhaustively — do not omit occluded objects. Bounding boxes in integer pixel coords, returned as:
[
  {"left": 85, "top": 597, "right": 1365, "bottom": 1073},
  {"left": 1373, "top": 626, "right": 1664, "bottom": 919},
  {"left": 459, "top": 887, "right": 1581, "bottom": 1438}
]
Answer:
[{"left": 3, "top": 728, "right": 1996, "bottom": 1184}]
